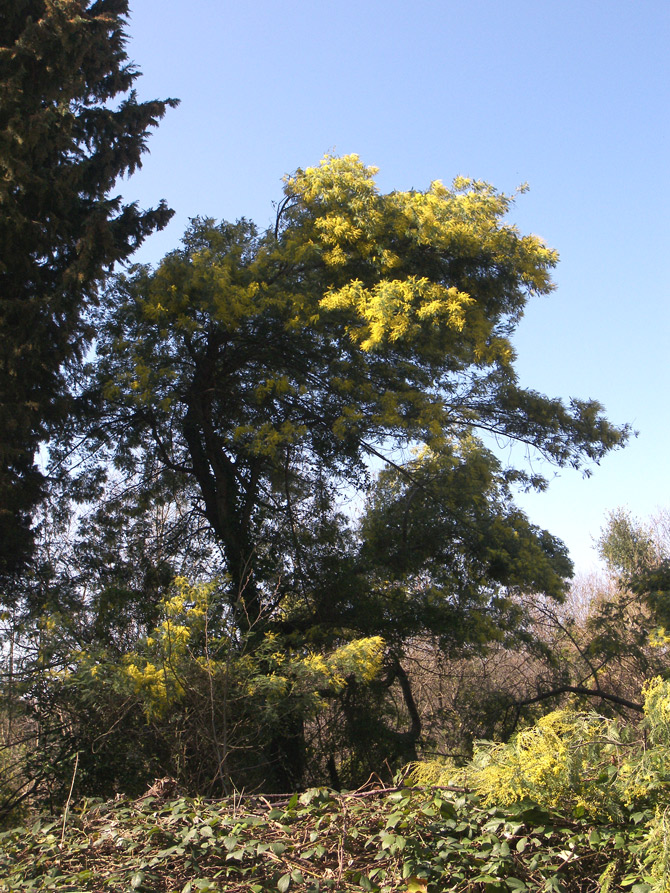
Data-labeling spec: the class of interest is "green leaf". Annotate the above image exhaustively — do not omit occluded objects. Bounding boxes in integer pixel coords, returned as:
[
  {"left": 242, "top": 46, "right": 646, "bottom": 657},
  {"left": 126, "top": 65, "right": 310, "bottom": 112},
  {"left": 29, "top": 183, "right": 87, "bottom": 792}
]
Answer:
[
  {"left": 406, "top": 879, "right": 428, "bottom": 893},
  {"left": 277, "top": 872, "right": 292, "bottom": 892},
  {"left": 380, "top": 832, "right": 396, "bottom": 849},
  {"left": 130, "top": 872, "right": 145, "bottom": 889}
]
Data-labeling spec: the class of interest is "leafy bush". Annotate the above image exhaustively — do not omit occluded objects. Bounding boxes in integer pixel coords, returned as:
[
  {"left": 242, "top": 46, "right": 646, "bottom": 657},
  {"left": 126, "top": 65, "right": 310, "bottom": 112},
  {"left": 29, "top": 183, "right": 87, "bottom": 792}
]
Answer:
[
  {"left": 409, "top": 676, "right": 670, "bottom": 892},
  {"left": 28, "top": 578, "right": 388, "bottom": 797}
]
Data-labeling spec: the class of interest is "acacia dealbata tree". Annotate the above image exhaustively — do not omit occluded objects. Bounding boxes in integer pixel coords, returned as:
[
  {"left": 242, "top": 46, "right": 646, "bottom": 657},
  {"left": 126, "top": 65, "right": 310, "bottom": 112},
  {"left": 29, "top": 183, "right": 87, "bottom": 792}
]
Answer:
[
  {"left": 0, "top": 0, "right": 177, "bottom": 575},
  {"left": 71, "top": 155, "right": 628, "bottom": 788}
]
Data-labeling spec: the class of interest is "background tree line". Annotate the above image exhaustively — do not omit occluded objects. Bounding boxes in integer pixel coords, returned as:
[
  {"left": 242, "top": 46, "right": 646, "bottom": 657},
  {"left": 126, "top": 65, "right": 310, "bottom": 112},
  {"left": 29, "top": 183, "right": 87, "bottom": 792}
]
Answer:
[{"left": 3, "top": 1, "right": 670, "bottom": 822}]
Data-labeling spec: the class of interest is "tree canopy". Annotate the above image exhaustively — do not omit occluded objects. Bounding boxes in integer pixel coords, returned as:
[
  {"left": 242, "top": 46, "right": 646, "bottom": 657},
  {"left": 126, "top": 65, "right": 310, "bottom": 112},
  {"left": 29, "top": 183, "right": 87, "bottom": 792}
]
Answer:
[
  {"left": 87, "top": 155, "right": 627, "bottom": 619},
  {"left": 0, "top": 0, "right": 177, "bottom": 574},
  {"left": 0, "top": 152, "right": 633, "bottom": 797}
]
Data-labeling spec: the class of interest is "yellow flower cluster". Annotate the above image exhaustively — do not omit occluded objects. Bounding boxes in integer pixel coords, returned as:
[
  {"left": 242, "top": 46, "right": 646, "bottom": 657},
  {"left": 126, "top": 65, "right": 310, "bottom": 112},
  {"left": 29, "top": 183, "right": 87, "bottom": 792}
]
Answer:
[
  {"left": 120, "top": 577, "right": 220, "bottom": 718},
  {"left": 471, "top": 711, "right": 574, "bottom": 809}
]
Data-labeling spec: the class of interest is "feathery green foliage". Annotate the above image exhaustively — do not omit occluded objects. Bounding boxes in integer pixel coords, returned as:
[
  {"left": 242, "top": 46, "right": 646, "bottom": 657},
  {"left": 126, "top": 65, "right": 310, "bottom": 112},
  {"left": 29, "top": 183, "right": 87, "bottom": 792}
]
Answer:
[{"left": 87, "top": 154, "right": 626, "bottom": 621}]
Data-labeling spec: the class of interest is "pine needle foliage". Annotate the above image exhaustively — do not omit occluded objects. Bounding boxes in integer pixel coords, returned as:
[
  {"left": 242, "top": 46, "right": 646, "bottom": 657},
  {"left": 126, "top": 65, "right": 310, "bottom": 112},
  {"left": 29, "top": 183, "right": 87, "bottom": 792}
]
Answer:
[{"left": 0, "top": 0, "right": 177, "bottom": 574}]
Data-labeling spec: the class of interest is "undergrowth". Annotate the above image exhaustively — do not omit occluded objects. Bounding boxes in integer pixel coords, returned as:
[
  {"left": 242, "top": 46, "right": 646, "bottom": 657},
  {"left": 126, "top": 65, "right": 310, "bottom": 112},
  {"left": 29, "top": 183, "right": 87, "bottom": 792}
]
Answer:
[
  {"left": 0, "top": 782, "right": 656, "bottom": 892},
  {"left": 5, "top": 676, "right": 670, "bottom": 891}
]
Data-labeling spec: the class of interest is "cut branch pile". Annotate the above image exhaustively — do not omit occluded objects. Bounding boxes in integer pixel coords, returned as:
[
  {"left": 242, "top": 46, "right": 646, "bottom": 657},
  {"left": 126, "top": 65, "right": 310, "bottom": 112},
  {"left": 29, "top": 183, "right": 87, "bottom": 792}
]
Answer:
[{"left": 0, "top": 781, "right": 653, "bottom": 892}]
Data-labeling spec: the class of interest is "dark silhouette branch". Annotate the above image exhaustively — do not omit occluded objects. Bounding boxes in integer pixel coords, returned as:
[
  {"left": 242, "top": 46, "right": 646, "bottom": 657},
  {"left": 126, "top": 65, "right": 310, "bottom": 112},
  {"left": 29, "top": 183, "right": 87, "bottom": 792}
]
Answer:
[{"left": 515, "top": 685, "right": 643, "bottom": 713}]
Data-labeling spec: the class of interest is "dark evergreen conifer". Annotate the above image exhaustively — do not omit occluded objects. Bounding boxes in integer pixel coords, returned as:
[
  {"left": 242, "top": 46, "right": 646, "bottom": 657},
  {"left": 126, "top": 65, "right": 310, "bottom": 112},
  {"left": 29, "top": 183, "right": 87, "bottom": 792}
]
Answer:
[{"left": 0, "top": 0, "right": 177, "bottom": 574}]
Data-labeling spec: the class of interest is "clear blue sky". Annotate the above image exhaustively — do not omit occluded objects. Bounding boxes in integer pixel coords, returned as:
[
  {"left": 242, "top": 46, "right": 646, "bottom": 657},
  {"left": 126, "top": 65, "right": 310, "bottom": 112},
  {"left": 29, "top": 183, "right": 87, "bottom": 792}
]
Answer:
[{"left": 121, "top": 0, "right": 669, "bottom": 574}]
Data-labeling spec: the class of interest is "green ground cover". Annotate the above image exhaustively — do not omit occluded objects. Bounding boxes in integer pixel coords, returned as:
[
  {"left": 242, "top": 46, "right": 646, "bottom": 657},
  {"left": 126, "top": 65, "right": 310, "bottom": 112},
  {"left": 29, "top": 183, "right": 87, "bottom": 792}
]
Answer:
[{"left": 0, "top": 781, "right": 657, "bottom": 893}]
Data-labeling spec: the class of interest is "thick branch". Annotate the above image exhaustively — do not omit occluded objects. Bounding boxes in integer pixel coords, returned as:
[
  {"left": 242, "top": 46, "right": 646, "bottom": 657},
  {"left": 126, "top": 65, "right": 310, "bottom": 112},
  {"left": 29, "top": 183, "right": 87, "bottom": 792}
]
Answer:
[
  {"left": 389, "top": 659, "right": 422, "bottom": 741},
  {"left": 515, "top": 685, "right": 643, "bottom": 713}
]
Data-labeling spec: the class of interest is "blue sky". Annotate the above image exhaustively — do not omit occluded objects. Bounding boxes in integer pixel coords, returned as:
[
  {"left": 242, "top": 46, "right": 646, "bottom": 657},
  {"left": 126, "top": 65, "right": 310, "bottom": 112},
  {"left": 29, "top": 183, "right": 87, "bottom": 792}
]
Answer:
[{"left": 120, "top": 0, "right": 669, "bottom": 574}]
